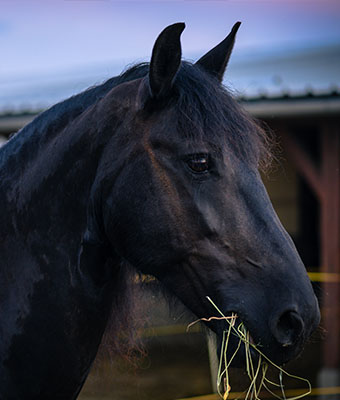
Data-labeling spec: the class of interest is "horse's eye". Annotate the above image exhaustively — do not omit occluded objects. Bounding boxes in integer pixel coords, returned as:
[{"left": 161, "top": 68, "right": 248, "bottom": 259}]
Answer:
[{"left": 187, "top": 155, "right": 210, "bottom": 173}]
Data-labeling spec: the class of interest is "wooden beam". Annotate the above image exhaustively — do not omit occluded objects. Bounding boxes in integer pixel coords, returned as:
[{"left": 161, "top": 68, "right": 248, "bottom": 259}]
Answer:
[{"left": 281, "top": 131, "right": 324, "bottom": 202}]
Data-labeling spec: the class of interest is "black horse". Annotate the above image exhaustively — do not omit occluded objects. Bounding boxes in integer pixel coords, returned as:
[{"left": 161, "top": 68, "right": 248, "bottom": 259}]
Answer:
[{"left": 0, "top": 22, "right": 319, "bottom": 399}]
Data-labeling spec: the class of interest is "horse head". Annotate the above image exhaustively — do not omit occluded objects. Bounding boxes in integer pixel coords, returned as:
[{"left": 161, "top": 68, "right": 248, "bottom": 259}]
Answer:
[{"left": 89, "top": 23, "right": 320, "bottom": 367}]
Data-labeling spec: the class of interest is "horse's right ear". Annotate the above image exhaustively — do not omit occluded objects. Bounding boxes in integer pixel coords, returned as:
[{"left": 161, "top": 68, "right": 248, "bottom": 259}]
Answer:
[
  {"left": 148, "top": 23, "right": 185, "bottom": 100},
  {"left": 196, "top": 22, "right": 241, "bottom": 82}
]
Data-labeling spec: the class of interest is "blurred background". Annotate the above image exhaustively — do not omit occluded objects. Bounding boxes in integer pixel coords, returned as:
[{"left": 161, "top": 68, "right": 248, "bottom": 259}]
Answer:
[{"left": 1, "top": 1, "right": 339, "bottom": 399}]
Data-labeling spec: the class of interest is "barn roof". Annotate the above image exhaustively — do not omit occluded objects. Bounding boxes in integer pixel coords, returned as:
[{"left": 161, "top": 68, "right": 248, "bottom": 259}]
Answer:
[
  {"left": 0, "top": 43, "right": 339, "bottom": 127},
  {"left": 227, "top": 44, "right": 340, "bottom": 99},
  {"left": 226, "top": 43, "right": 340, "bottom": 118}
]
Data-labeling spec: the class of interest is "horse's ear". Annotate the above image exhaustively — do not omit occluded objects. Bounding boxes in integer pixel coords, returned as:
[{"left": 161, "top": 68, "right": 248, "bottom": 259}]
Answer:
[
  {"left": 148, "top": 22, "right": 185, "bottom": 99},
  {"left": 196, "top": 22, "right": 241, "bottom": 82}
]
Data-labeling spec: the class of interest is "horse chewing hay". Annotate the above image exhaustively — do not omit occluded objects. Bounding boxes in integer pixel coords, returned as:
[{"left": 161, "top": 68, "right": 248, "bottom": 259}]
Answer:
[{"left": 0, "top": 21, "right": 319, "bottom": 399}]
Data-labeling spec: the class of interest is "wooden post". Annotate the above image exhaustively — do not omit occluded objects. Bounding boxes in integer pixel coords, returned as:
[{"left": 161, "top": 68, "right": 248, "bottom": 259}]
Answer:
[
  {"left": 281, "top": 123, "right": 340, "bottom": 393},
  {"left": 207, "top": 334, "right": 218, "bottom": 393},
  {"left": 320, "top": 123, "right": 340, "bottom": 371}
]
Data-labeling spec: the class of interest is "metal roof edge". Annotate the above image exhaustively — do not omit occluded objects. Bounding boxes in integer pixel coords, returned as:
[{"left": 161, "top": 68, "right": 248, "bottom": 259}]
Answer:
[
  {"left": 242, "top": 97, "right": 340, "bottom": 118},
  {"left": 0, "top": 114, "right": 37, "bottom": 132},
  {"left": 1, "top": 96, "right": 340, "bottom": 133}
]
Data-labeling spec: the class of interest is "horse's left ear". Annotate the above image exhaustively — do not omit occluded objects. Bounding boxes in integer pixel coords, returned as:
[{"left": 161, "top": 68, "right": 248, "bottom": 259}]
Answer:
[
  {"left": 148, "top": 22, "right": 185, "bottom": 99},
  {"left": 196, "top": 22, "right": 241, "bottom": 82}
]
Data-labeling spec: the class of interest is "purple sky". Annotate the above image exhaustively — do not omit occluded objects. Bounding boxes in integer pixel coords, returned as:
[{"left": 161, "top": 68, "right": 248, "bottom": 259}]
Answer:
[{"left": 1, "top": 0, "right": 340, "bottom": 78}]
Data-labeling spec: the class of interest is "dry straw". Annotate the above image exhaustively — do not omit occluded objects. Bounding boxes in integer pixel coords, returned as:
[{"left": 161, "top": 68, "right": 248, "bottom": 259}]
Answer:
[{"left": 187, "top": 297, "right": 311, "bottom": 400}]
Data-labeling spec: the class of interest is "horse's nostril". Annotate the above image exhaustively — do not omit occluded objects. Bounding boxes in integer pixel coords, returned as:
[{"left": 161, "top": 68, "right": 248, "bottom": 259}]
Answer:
[{"left": 272, "top": 310, "right": 304, "bottom": 348}]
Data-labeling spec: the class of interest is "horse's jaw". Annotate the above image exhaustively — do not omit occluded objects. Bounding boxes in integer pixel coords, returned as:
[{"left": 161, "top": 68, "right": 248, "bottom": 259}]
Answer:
[{"left": 155, "top": 250, "right": 320, "bottom": 370}]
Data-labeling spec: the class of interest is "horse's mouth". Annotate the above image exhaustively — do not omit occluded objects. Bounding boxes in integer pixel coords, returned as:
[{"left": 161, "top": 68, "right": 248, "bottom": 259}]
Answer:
[{"left": 215, "top": 314, "right": 304, "bottom": 369}]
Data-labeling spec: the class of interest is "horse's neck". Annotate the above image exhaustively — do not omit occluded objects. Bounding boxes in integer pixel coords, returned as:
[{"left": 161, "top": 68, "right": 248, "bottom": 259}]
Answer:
[
  {"left": 0, "top": 101, "right": 124, "bottom": 398},
  {"left": 0, "top": 101, "right": 124, "bottom": 292},
  {"left": 4, "top": 115, "right": 99, "bottom": 202}
]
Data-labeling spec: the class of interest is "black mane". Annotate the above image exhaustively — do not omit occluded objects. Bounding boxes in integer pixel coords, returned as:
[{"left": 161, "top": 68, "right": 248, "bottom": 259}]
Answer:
[{"left": 1, "top": 61, "right": 271, "bottom": 172}]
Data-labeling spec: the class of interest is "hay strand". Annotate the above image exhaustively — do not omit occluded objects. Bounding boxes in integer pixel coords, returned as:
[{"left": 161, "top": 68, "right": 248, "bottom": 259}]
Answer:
[{"left": 187, "top": 297, "right": 312, "bottom": 400}]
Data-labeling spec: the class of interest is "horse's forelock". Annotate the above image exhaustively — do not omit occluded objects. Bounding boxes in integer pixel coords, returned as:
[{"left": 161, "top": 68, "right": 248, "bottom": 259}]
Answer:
[{"left": 173, "top": 62, "right": 274, "bottom": 172}]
